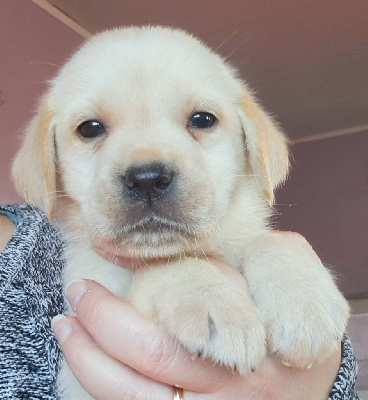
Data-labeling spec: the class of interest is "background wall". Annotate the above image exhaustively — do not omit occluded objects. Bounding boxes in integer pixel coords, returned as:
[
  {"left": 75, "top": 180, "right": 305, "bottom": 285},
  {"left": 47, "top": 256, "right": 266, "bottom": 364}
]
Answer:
[
  {"left": 276, "top": 131, "right": 368, "bottom": 299},
  {"left": 0, "top": 0, "right": 83, "bottom": 204}
]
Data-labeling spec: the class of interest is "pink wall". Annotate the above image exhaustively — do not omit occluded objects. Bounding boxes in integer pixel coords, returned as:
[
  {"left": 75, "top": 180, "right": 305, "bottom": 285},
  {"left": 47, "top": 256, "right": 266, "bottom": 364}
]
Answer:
[
  {"left": 276, "top": 131, "right": 368, "bottom": 298},
  {"left": 0, "top": 0, "right": 83, "bottom": 204}
]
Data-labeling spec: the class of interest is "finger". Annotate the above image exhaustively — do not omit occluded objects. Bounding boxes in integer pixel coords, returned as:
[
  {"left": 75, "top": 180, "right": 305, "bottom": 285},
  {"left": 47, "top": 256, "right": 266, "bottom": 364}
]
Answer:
[
  {"left": 67, "top": 279, "right": 239, "bottom": 393},
  {"left": 93, "top": 245, "right": 138, "bottom": 270},
  {"left": 52, "top": 315, "right": 173, "bottom": 400}
]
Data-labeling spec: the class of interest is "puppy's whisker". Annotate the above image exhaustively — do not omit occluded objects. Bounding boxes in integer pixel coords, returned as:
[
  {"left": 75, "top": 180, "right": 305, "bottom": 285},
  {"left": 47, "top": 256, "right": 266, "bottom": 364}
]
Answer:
[
  {"left": 197, "top": 244, "right": 213, "bottom": 265},
  {"left": 224, "top": 36, "right": 250, "bottom": 61},
  {"left": 29, "top": 61, "right": 62, "bottom": 68},
  {"left": 53, "top": 203, "right": 77, "bottom": 214},
  {"left": 199, "top": 170, "right": 258, "bottom": 180},
  {"left": 51, "top": 193, "right": 95, "bottom": 199},
  {"left": 56, "top": 167, "right": 94, "bottom": 183},
  {"left": 19, "top": 80, "right": 55, "bottom": 86},
  {"left": 48, "top": 82, "right": 90, "bottom": 91},
  {"left": 272, "top": 202, "right": 298, "bottom": 207},
  {"left": 215, "top": 30, "right": 238, "bottom": 52}
]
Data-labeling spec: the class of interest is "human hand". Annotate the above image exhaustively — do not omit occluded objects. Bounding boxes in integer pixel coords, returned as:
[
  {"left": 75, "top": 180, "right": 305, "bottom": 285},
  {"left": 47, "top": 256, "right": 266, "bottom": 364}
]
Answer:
[{"left": 52, "top": 279, "right": 341, "bottom": 400}]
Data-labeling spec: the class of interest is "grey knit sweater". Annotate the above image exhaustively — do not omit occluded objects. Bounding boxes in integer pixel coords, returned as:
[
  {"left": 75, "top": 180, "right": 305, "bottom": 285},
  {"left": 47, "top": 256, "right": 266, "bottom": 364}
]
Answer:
[
  {"left": 0, "top": 204, "right": 64, "bottom": 399},
  {"left": 0, "top": 204, "right": 360, "bottom": 399}
]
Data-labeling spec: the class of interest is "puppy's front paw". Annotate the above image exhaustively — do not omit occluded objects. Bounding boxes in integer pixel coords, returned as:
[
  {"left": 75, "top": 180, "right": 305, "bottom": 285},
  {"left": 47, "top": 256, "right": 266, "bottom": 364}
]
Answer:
[
  {"left": 129, "top": 260, "right": 266, "bottom": 374},
  {"left": 246, "top": 232, "right": 349, "bottom": 367},
  {"left": 264, "top": 284, "right": 348, "bottom": 368},
  {"left": 157, "top": 284, "right": 266, "bottom": 374}
]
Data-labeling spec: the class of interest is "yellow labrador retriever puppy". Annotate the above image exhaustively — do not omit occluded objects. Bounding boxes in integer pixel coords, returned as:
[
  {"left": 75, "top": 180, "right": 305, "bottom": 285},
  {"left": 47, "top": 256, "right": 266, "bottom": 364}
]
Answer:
[{"left": 12, "top": 26, "right": 348, "bottom": 398}]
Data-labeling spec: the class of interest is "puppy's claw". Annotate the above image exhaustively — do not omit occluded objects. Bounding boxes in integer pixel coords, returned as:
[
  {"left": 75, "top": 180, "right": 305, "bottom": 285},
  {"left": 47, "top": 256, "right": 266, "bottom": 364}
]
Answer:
[
  {"left": 231, "top": 366, "right": 239, "bottom": 375},
  {"left": 191, "top": 351, "right": 202, "bottom": 361}
]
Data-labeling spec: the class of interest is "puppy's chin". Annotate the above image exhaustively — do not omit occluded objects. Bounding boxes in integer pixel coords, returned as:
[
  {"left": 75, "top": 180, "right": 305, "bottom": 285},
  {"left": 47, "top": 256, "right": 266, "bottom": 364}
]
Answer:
[{"left": 90, "top": 230, "right": 194, "bottom": 259}]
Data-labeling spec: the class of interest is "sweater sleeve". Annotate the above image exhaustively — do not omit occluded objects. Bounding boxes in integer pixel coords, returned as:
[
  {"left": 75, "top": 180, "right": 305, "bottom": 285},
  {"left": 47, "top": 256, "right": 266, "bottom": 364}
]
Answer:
[
  {"left": 328, "top": 335, "right": 360, "bottom": 399},
  {"left": 0, "top": 204, "right": 65, "bottom": 399}
]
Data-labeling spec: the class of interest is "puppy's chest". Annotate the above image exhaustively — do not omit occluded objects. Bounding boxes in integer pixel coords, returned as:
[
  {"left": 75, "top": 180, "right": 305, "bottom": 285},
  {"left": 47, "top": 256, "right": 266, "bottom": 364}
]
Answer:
[{"left": 63, "top": 243, "right": 133, "bottom": 297}]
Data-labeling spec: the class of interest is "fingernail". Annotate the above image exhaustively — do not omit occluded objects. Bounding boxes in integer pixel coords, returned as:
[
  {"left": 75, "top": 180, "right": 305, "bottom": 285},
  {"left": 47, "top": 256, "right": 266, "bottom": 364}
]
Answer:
[
  {"left": 51, "top": 314, "right": 72, "bottom": 345},
  {"left": 66, "top": 279, "right": 88, "bottom": 310},
  {"left": 281, "top": 360, "right": 292, "bottom": 367}
]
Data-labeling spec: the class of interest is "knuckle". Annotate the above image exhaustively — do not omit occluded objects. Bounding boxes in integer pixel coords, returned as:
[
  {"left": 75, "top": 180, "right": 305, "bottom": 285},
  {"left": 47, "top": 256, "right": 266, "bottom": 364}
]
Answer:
[
  {"left": 139, "top": 333, "right": 177, "bottom": 378},
  {"left": 82, "top": 295, "right": 110, "bottom": 327},
  {"left": 114, "top": 382, "right": 158, "bottom": 400},
  {"left": 64, "top": 340, "right": 96, "bottom": 375}
]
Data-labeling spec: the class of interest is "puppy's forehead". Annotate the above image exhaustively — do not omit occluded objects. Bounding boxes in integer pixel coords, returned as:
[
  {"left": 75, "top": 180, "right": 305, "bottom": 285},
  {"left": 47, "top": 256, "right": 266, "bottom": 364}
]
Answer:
[{"left": 52, "top": 27, "right": 240, "bottom": 108}]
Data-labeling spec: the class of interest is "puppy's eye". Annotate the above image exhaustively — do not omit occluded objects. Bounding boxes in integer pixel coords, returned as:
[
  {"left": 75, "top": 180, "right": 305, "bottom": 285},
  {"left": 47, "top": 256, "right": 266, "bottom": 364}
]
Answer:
[
  {"left": 77, "top": 120, "right": 106, "bottom": 139},
  {"left": 188, "top": 112, "right": 217, "bottom": 130}
]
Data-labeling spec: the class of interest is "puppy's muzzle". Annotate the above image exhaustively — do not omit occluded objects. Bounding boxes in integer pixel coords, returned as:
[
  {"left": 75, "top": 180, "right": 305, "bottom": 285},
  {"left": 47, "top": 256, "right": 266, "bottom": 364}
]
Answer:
[{"left": 123, "top": 162, "right": 174, "bottom": 204}]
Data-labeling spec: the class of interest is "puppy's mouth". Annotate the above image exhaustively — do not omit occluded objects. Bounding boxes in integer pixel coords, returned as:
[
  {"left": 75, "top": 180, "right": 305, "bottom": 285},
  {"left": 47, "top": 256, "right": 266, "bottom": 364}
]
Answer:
[
  {"left": 91, "top": 211, "right": 200, "bottom": 258},
  {"left": 90, "top": 209, "right": 204, "bottom": 259},
  {"left": 120, "top": 213, "right": 195, "bottom": 235}
]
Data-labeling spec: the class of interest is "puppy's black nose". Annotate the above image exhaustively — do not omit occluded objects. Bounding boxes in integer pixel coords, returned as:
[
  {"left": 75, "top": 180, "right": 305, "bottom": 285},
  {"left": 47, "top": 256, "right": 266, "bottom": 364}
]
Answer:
[{"left": 124, "top": 163, "right": 174, "bottom": 203}]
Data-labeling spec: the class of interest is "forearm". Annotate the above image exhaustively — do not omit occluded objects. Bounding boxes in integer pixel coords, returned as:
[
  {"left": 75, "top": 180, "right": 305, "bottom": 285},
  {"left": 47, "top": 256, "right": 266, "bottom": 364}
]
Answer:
[{"left": 0, "top": 214, "right": 16, "bottom": 253}]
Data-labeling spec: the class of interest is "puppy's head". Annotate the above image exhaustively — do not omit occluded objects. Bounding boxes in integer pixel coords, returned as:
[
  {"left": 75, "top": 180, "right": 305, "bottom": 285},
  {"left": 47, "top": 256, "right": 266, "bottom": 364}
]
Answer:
[{"left": 12, "top": 26, "right": 289, "bottom": 258}]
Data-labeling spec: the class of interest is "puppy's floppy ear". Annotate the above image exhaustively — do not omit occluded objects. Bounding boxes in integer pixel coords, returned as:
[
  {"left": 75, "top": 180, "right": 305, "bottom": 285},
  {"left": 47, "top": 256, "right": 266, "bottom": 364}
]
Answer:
[
  {"left": 12, "top": 98, "right": 57, "bottom": 220},
  {"left": 239, "top": 91, "right": 289, "bottom": 204}
]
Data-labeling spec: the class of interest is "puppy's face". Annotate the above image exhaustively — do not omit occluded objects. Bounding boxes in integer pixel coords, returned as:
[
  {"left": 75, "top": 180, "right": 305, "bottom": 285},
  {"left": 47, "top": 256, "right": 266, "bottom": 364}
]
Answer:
[{"left": 12, "top": 27, "right": 289, "bottom": 258}]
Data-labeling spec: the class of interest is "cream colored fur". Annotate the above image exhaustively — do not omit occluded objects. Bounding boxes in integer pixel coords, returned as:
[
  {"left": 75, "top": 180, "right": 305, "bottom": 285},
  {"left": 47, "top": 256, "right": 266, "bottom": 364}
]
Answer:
[{"left": 12, "top": 26, "right": 348, "bottom": 399}]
